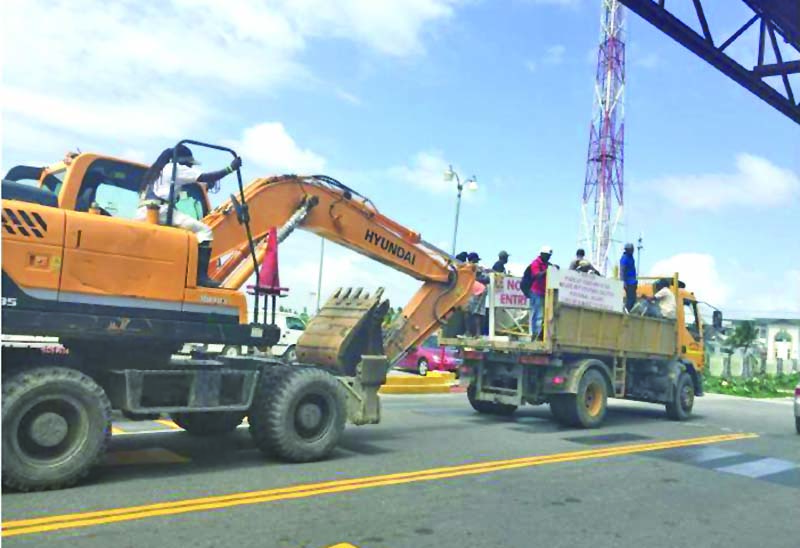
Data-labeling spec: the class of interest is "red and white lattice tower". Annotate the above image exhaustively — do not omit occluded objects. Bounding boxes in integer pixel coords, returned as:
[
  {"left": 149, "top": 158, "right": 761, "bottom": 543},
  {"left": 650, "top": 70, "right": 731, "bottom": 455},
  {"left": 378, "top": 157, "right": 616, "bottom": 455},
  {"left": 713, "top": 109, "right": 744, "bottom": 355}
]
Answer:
[{"left": 581, "top": 0, "right": 625, "bottom": 275}]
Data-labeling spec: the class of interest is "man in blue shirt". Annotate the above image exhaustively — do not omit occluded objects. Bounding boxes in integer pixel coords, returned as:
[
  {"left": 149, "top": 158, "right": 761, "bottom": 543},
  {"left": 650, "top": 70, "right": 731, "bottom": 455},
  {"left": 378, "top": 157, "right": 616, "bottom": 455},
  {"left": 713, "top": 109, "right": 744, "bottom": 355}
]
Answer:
[{"left": 619, "top": 243, "right": 637, "bottom": 312}]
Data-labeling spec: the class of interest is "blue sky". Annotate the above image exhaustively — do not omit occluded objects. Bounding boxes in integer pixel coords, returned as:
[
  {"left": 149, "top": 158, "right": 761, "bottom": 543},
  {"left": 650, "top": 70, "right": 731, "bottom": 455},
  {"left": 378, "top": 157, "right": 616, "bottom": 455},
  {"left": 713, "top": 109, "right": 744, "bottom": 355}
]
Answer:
[{"left": 3, "top": 0, "right": 799, "bottom": 318}]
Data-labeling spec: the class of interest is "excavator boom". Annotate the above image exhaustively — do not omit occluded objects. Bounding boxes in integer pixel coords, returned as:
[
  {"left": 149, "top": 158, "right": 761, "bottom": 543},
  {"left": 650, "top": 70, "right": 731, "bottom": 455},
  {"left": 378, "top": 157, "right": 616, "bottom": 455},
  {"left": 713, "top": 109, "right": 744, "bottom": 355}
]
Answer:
[{"left": 204, "top": 175, "right": 476, "bottom": 374}]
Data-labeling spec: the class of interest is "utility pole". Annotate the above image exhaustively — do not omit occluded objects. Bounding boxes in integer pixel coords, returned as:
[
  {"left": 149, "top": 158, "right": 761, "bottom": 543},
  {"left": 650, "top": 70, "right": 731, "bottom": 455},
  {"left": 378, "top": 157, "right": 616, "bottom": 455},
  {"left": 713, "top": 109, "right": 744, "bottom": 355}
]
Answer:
[{"left": 636, "top": 233, "right": 643, "bottom": 272}]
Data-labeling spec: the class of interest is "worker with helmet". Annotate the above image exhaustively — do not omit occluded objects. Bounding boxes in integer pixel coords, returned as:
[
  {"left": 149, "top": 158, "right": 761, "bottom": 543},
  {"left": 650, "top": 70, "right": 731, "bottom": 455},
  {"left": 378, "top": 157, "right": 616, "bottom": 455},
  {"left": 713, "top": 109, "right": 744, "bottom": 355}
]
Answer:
[
  {"left": 619, "top": 242, "right": 638, "bottom": 312},
  {"left": 137, "top": 145, "right": 241, "bottom": 287}
]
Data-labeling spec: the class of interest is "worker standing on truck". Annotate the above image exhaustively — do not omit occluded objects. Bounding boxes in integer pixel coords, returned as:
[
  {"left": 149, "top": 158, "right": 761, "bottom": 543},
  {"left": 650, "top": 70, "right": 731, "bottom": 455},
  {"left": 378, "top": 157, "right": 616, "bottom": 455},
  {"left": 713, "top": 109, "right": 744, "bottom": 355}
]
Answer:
[
  {"left": 467, "top": 252, "right": 489, "bottom": 336},
  {"left": 522, "top": 246, "right": 554, "bottom": 340},
  {"left": 619, "top": 243, "right": 638, "bottom": 312},
  {"left": 137, "top": 146, "right": 241, "bottom": 287},
  {"left": 569, "top": 248, "right": 600, "bottom": 275},
  {"left": 492, "top": 250, "right": 509, "bottom": 274}
]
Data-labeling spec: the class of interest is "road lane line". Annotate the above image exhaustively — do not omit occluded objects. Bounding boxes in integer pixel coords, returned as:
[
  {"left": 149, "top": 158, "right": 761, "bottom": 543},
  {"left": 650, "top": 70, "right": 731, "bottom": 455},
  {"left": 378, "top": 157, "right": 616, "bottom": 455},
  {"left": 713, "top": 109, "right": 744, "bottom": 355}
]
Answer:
[
  {"left": 2, "top": 432, "right": 756, "bottom": 538},
  {"left": 154, "top": 419, "right": 181, "bottom": 430},
  {"left": 111, "top": 426, "right": 125, "bottom": 435}
]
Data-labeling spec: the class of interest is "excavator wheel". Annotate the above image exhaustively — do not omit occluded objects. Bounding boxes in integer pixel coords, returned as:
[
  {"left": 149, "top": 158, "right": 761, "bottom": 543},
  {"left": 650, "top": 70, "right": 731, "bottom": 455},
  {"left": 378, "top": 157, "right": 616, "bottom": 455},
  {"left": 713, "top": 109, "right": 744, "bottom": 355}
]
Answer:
[
  {"left": 2, "top": 367, "right": 111, "bottom": 491},
  {"left": 249, "top": 365, "right": 346, "bottom": 462},
  {"left": 467, "top": 383, "right": 517, "bottom": 417},
  {"left": 170, "top": 411, "right": 246, "bottom": 436}
]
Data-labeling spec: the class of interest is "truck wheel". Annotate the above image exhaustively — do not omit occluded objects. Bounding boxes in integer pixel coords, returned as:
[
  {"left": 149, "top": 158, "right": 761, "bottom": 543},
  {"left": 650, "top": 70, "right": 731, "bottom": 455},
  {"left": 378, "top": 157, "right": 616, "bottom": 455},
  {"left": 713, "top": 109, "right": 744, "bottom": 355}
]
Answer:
[
  {"left": 2, "top": 367, "right": 111, "bottom": 491},
  {"left": 467, "top": 383, "right": 517, "bottom": 416},
  {"left": 550, "top": 369, "right": 608, "bottom": 428},
  {"left": 795, "top": 417, "right": 800, "bottom": 435},
  {"left": 171, "top": 412, "right": 245, "bottom": 436},
  {"left": 666, "top": 372, "right": 694, "bottom": 421},
  {"left": 417, "top": 358, "right": 429, "bottom": 376},
  {"left": 249, "top": 366, "right": 346, "bottom": 462}
]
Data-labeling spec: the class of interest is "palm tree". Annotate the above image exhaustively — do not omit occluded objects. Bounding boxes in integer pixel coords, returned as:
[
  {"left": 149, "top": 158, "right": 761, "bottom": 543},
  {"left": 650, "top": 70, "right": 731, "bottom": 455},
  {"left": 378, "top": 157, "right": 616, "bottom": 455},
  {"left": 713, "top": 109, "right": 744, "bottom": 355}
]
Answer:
[{"left": 724, "top": 321, "right": 759, "bottom": 378}]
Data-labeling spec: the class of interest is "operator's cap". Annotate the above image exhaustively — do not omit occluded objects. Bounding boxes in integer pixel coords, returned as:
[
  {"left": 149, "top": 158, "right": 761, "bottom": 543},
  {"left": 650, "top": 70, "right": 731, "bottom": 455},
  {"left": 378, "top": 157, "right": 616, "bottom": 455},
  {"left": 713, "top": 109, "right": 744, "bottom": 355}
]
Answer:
[
  {"left": 499, "top": 250, "right": 509, "bottom": 258},
  {"left": 624, "top": 242, "right": 634, "bottom": 251},
  {"left": 540, "top": 245, "right": 553, "bottom": 255},
  {"left": 467, "top": 251, "right": 481, "bottom": 262},
  {"left": 175, "top": 144, "right": 201, "bottom": 166}
]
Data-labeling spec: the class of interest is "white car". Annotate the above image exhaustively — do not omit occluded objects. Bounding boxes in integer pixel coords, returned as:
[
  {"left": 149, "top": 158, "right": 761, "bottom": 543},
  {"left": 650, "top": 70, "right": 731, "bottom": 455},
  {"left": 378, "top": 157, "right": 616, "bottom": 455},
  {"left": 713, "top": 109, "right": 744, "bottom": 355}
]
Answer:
[{"left": 182, "top": 312, "right": 306, "bottom": 361}]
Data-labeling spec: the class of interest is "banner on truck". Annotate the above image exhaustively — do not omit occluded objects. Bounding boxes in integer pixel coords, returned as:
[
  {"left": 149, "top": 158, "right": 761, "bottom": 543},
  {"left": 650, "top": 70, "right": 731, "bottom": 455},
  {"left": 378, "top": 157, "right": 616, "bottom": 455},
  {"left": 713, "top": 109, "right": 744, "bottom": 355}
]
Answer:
[
  {"left": 491, "top": 270, "right": 624, "bottom": 313},
  {"left": 548, "top": 269, "right": 624, "bottom": 313}
]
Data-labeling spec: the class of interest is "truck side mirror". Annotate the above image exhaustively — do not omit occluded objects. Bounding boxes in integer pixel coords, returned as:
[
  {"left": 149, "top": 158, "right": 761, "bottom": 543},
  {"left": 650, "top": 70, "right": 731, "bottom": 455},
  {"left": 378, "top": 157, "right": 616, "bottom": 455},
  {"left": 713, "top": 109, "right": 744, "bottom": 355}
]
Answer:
[{"left": 712, "top": 310, "right": 723, "bottom": 329}]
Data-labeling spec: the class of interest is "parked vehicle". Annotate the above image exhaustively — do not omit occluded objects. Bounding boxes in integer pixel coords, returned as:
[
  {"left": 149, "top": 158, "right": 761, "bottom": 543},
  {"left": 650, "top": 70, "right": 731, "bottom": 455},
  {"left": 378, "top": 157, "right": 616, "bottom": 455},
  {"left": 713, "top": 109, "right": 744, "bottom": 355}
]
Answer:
[
  {"left": 396, "top": 335, "right": 462, "bottom": 376},
  {"left": 794, "top": 380, "right": 799, "bottom": 434},
  {"left": 192, "top": 312, "right": 307, "bottom": 360}
]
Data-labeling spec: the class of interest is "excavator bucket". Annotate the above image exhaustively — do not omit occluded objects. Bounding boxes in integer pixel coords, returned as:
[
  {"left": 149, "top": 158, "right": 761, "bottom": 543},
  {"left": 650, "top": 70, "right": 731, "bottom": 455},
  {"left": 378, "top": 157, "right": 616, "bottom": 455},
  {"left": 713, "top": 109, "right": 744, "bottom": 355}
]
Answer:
[{"left": 296, "top": 287, "right": 390, "bottom": 376}]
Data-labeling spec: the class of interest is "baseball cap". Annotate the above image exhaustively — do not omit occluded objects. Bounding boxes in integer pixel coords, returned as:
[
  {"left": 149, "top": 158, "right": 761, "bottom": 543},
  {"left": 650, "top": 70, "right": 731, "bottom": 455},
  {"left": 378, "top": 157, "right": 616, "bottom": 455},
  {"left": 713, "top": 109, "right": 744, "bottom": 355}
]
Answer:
[
  {"left": 540, "top": 245, "right": 553, "bottom": 255},
  {"left": 499, "top": 250, "right": 509, "bottom": 258}
]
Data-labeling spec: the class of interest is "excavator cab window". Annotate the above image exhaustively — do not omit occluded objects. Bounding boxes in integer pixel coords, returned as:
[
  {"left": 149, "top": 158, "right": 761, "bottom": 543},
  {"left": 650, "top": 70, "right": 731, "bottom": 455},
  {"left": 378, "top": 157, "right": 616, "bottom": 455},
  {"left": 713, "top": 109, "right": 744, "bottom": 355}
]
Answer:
[{"left": 77, "top": 159, "right": 145, "bottom": 218}]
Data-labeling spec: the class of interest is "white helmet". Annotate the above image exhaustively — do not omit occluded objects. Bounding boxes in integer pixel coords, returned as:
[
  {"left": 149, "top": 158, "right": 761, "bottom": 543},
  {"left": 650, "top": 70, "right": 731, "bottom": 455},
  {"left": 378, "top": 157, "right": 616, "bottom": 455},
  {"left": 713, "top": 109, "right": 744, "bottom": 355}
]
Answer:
[{"left": 540, "top": 245, "right": 553, "bottom": 255}]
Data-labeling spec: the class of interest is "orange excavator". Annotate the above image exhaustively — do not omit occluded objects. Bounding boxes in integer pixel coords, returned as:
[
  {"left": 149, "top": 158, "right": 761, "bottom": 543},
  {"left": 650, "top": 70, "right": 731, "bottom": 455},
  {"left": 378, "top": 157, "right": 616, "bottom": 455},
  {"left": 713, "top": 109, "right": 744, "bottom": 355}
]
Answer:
[{"left": 1, "top": 140, "right": 476, "bottom": 491}]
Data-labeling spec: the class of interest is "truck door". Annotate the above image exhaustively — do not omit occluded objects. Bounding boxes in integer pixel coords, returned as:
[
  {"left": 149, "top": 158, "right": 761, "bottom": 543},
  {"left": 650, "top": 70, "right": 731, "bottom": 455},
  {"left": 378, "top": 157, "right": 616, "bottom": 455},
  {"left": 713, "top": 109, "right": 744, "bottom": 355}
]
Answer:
[{"left": 679, "top": 299, "right": 704, "bottom": 371}]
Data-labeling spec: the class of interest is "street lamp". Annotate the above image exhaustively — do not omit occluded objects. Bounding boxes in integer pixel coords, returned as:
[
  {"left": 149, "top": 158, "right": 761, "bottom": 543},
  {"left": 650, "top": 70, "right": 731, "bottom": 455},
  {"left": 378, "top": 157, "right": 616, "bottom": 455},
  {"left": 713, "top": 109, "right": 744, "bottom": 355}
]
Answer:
[{"left": 444, "top": 164, "right": 478, "bottom": 256}]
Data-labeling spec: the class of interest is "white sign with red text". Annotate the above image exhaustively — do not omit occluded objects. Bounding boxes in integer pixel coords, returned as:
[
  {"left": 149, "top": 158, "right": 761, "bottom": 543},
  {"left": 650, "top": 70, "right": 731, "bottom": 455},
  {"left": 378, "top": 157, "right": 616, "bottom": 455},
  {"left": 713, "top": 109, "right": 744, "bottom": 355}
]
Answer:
[{"left": 491, "top": 275, "right": 529, "bottom": 309}]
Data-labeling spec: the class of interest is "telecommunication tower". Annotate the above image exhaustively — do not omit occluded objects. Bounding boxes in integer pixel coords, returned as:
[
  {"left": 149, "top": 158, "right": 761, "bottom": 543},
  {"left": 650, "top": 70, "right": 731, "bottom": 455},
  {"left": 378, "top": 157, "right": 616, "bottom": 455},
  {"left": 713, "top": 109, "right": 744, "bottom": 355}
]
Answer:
[{"left": 581, "top": 0, "right": 626, "bottom": 274}]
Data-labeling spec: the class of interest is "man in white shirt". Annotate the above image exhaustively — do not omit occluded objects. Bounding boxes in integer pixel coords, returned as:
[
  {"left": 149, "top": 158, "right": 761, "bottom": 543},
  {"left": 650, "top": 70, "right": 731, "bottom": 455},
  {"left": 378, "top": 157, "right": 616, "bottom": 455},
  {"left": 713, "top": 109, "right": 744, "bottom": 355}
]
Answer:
[
  {"left": 653, "top": 284, "right": 677, "bottom": 319},
  {"left": 137, "top": 145, "right": 241, "bottom": 287}
]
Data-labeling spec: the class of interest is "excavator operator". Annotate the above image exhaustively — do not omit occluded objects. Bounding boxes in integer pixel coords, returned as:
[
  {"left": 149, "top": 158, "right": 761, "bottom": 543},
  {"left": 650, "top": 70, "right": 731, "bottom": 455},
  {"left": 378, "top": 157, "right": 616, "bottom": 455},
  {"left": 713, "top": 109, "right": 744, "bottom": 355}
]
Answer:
[{"left": 137, "top": 144, "right": 241, "bottom": 287}]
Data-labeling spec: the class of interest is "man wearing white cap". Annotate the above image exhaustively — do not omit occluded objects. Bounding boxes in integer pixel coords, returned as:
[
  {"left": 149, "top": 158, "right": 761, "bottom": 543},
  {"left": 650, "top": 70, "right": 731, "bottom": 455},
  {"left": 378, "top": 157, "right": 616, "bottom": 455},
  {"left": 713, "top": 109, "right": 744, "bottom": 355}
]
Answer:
[{"left": 522, "top": 246, "right": 555, "bottom": 340}]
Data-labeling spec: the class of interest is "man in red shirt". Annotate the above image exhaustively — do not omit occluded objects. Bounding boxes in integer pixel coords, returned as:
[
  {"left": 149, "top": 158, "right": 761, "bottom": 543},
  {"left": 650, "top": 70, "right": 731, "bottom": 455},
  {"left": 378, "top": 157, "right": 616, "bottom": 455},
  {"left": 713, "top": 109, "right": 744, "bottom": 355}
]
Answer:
[{"left": 521, "top": 246, "right": 554, "bottom": 340}]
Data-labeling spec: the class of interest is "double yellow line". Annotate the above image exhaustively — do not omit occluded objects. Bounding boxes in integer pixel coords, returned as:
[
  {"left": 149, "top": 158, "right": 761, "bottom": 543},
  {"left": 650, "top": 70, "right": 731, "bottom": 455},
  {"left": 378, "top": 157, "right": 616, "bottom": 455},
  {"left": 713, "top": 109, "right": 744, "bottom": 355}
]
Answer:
[{"left": 2, "top": 432, "right": 756, "bottom": 538}]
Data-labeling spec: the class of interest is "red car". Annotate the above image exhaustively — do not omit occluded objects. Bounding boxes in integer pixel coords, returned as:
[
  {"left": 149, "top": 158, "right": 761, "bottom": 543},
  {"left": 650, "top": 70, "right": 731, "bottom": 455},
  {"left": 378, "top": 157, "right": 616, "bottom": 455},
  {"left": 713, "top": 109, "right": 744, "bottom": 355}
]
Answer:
[{"left": 396, "top": 335, "right": 462, "bottom": 376}]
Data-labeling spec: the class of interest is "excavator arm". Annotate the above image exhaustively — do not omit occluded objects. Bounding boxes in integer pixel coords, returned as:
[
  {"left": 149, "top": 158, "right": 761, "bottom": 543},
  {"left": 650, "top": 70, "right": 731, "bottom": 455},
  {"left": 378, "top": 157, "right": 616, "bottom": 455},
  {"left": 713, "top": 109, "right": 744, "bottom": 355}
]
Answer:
[{"left": 203, "top": 175, "right": 476, "bottom": 375}]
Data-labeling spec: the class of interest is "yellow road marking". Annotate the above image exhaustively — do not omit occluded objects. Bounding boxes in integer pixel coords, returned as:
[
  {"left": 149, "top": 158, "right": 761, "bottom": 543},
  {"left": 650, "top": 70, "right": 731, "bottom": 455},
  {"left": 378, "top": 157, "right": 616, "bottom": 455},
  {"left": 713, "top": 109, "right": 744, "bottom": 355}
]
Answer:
[
  {"left": 2, "top": 432, "right": 756, "bottom": 538},
  {"left": 154, "top": 419, "right": 181, "bottom": 430},
  {"left": 111, "top": 426, "right": 125, "bottom": 435}
]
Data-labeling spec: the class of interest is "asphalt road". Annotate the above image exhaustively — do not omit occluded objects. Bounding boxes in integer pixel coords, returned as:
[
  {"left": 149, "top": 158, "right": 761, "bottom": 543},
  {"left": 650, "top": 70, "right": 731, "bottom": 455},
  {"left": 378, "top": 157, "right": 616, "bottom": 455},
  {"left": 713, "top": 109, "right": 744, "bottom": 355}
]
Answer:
[{"left": 2, "top": 392, "right": 798, "bottom": 548}]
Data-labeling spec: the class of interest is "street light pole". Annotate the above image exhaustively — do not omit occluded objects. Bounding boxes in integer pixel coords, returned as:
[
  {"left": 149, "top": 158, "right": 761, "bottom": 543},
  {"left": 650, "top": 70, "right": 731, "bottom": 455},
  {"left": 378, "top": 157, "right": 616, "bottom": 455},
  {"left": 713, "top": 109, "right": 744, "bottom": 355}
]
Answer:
[{"left": 445, "top": 165, "right": 477, "bottom": 256}]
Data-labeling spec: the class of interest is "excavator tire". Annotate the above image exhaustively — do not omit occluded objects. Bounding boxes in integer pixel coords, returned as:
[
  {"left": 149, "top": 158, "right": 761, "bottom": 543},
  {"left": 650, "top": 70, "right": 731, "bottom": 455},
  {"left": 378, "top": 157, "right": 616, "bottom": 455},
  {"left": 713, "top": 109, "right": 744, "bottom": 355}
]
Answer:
[
  {"left": 170, "top": 411, "right": 245, "bottom": 436},
  {"left": 467, "top": 383, "right": 517, "bottom": 416},
  {"left": 249, "top": 365, "right": 346, "bottom": 463},
  {"left": 2, "top": 367, "right": 111, "bottom": 491}
]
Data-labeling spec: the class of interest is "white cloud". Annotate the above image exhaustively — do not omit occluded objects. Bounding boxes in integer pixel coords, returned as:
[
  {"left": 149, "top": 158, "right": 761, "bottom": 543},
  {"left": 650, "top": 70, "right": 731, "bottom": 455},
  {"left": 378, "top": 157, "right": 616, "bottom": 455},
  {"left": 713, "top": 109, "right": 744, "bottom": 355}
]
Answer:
[
  {"left": 648, "top": 253, "right": 730, "bottom": 306},
  {"left": 524, "top": 60, "right": 538, "bottom": 73},
  {"left": 236, "top": 122, "right": 327, "bottom": 174},
  {"left": 2, "top": 0, "right": 460, "bottom": 155},
  {"left": 646, "top": 154, "right": 800, "bottom": 211},
  {"left": 389, "top": 151, "right": 456, "bottom": 194},
  {"left": 543, "top": 45, "right": 566, "bottom": 65}
]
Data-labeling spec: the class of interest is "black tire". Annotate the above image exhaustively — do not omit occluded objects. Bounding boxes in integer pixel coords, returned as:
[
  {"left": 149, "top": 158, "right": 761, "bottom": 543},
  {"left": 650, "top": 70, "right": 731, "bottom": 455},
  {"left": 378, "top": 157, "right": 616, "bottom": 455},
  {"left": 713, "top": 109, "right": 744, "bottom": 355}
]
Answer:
[
  {"left": 249, "top": 366, "right": 346, "bottom": 462},
  {"left": 2, "top": 367, "right": 111, "bottom": 491},
  {"left": 795, "top": 416, "right": 800, "bottom": 435},
  {"left": 666, "top": 372, "right": 694, "bottom": 421},
  {"left": 417, "top": 358, "right": 429, "bottom": 376},
  {"left": 170, "top": 412, "right": 245, "bottom": 436},
  {"left": 550, "top": 369, "right": 608, "bottom": 428},
  {"left": 467, "top": 383, "right": 517, "bottom": 416}
]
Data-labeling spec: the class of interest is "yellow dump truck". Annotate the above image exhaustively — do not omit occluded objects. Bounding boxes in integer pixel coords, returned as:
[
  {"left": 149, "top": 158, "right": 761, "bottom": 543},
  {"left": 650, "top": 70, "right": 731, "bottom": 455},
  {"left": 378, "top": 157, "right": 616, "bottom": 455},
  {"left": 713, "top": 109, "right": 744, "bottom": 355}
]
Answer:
[{"left": 443, "top": 272, "right": 722, "bottom": 427}]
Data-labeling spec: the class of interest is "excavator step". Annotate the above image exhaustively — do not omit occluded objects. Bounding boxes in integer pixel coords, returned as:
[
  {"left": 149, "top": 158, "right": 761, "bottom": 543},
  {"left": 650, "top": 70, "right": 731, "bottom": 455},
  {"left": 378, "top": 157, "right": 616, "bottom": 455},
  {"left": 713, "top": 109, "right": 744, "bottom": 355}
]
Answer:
[{"left": 296, "top": 287, "right": 389, "bottom": 375}]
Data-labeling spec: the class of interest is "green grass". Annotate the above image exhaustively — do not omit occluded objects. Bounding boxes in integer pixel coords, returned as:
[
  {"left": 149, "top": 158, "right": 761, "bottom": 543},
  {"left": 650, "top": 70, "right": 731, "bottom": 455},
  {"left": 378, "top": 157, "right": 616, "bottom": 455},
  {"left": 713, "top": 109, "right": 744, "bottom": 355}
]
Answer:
[{"left": 705, "top": 372, "right": 799, "bottom": 398}]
